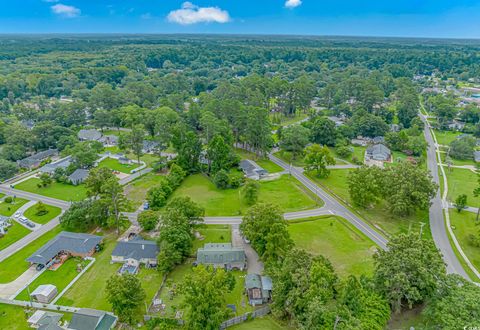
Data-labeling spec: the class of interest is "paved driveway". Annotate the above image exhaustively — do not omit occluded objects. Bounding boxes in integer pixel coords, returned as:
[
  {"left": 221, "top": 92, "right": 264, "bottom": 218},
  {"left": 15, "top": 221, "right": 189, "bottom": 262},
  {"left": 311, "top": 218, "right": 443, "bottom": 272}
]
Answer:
[
  {"left": 231, "top": 224, "right": 263, "bottom": 274},
  {"left": 0, "top": 266, "right": 42, "bottom": 299}
]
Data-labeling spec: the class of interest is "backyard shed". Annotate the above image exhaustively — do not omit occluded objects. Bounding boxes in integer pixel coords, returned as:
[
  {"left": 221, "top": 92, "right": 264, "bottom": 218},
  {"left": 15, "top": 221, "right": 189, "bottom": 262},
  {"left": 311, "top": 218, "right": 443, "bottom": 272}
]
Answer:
[{"left": 30, "top": 284, "right": 58, "bottom": 303}]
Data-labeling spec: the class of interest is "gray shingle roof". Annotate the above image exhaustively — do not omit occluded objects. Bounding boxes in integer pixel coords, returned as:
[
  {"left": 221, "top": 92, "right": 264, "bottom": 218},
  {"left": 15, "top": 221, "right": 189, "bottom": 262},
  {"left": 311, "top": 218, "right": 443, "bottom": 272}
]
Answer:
[
  {"left": 112, "top": 239, "right": 159, "bottom": 260},
  {"left": 366, "top": 144, "right": 391, "bottom": 161},
  {"left": 69, "top": 309, "right": 116, "bottom": 330},
  {"left": 78, "top": 129, "right": 102, "bottom": 141},
  {"left": 39, "top": 157, "right": 72, "bottom": 174},
  {"left": 18, "top": 149, "right": 58, "bottom": 168},
  {"left": 239, "top": 159, "right": 268, "bottom": 179},
  {"left": 26, "top": 232, "right": 102, "bottom": 265},
  {"left": 68, "top": 169, "right": 90, "bottom": 184}
]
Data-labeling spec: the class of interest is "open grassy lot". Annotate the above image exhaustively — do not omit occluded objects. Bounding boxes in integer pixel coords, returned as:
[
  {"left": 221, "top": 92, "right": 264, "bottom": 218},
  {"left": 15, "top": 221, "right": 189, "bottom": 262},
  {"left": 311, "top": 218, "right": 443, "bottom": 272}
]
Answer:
[
  {"left": 57, "top": 234, "right": 163, "bottom": 312},
  {"left": 231, "top": 316, "right": 293, "bottom": 330},
  {"left": 0, "top": 222, "right": 30, "bottom": 251},
  {"left": 235, "top": 149, "right": 283, "bottom": 173},
  {"left": 171, "top": 174, "right": 318, "bottom": 216},
  {"left": 23, "top": 204, "right": 62, "bottom": 225},
  {"left": 441, "top": 152, "right": 476, "bottom": 167},
  {"left": 309, "top": 169, "right": 431, "bottom": 240},
  {"left": 124, "top": 172, "right": 166, "bottom": 209},
  {"left": 15, "top": 257, "right": 90, "bottom": 301},
  {"left": 449, "top": 210, "right": 480, "bottom": 273},
  {"left": 273, "top": 150, "right": 306, "bottom": 167},
  {"left": 270, "top": 112, "right": 308, "bottom": 129},
  {"left": 192, "top": 224, "right": 231, "bottom": 253},
  {"left": 15, "top": 178, "right": 87, "bottom": 202},
  {"left": 444, "top": 167, "right": 479, "bottom": 206},
  {"left": 0, "top": 304, "right": 30, "bottom": 330},
  {"left": 0, "top": 198, "right": 29, "bottom": 217},
  {"left": 433, "top": 129, "right": 465, "bottom": 146},
  {"left": 98, "top": 157, "right": 140, "bottom": 174},
  {"left": 288, "top": 216, "right": 376, "bottom": 276},
  {"left": 0, "top": 226, "right": 63, "bottom": 283}
]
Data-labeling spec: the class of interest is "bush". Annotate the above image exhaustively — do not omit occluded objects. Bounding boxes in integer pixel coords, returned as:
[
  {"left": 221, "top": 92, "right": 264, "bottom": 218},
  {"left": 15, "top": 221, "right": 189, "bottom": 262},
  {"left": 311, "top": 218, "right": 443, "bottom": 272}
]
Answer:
[
  {"left": 228, "top": 171, "right": 244, "bottom": 188},
  {"left": 336, "top": 146, "right": 353, "bottom": 158},
  {"left": 35, "top": 201, "right": 48, "bottom": 216},
  {"left": 213, "top": 170, "right": 230, "bottom": 189},
  {"left": 138, "top": 210, "right": 159, "bottom": 231},
  {"left": 4, "top": 196, "right": 13, "bottom": 204}
]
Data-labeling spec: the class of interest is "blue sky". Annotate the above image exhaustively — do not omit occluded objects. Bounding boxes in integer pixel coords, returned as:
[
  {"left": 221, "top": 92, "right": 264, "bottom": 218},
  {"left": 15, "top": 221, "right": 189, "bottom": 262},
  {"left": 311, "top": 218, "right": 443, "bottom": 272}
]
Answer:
[{"left": 0, "top": 0, "right": 480, "bottom": 38}]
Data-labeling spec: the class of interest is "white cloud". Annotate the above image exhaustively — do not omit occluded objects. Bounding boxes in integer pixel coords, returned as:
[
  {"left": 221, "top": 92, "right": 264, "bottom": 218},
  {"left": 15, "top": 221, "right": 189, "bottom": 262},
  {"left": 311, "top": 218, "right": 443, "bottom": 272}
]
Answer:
[
  {"left": 167, "top": 2, "right": 230, "bottom": 25},
  {"left": 285, "top": 0, "right": 302, "bottom": 9},
  {"left": 51, "top": 4, "right": 81, "bottom": 18}
]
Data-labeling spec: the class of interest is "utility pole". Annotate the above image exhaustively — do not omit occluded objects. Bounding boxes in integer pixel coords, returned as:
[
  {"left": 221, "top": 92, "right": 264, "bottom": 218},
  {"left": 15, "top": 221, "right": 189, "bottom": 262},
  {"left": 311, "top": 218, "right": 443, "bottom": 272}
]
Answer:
[{"left": 419, "top": 222, "right": 426, "bottom": 238}]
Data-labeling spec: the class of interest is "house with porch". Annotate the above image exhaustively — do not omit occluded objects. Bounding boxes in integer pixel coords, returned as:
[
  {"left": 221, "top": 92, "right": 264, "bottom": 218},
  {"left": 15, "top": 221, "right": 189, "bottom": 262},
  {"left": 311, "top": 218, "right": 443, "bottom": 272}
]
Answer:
[{"left": 111, "top": 239, "right": 159, "bottom": 274}]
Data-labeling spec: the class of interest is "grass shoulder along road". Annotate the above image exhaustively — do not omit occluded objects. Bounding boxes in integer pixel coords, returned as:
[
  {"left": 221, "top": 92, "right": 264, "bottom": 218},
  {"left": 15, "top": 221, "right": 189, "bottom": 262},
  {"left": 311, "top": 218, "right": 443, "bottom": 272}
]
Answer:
[
  {"left": 23, "top": 204, "right": 62, "bottom": 225},
  {"left": 444, "top": 167, "right": 479, "bottom": 206},
  {"left": 433, "top": 129, "right": 466, "bottom": 146},
  {"left": 0, "top": 222, "right": 31, "bottom": 251},
  {"left": 170, "top": 174, "right": 319, "bottom": 216},
  {"left": 0, "top": 198, "right": 29, "bottom": 217},
  {"left": 14, "top": 178, "right": 87, "bottom": 202},
  {"left": 288, "top": 216, "right": 376, "bottom": 277},
  {"left": 0, "top": 226, "right": 63, "bottom": 284}
]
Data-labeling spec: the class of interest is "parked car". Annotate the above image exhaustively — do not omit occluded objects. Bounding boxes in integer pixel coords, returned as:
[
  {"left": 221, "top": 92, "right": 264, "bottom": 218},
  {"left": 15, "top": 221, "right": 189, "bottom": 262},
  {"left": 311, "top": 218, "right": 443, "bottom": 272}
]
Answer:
[
  {"left": 36, "top": 264, "right": 44, "bottom": 271},
  {"left": 19, "top": 217, "right": 27, "bottom": 223},
  {"left": 26, "top": 221, "right": 35, "bottom": 228},
  {"left": 143, "top": 202, "right": 150, "bottom": 210},
  {"left": 13, "top": 212, "right": 21, "bottom": 219}
]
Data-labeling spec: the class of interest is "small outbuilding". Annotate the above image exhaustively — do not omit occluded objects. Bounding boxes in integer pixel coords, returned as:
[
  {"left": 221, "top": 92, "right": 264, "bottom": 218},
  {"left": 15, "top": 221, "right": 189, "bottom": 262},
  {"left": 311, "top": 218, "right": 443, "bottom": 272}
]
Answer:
[
  {"left": 196, "top": 243, "right": 246, "bottom": 271},
  {"left": 245, "top": 274, "right": 273, "bottom": 306},
  {"left": 30, "top": 284, "right": 58, "bottom": 303},
  {"left": 239, "top": 159, "right": 268, "bottom": 180},
  {"left": 68, "top": 169, "right": 90, "bottom": 185}
]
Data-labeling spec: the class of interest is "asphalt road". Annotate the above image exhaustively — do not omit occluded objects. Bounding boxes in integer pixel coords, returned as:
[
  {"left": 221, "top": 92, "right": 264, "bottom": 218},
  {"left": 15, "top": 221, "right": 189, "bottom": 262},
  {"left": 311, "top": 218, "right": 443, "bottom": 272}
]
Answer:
[
  {"left": 269, "top": 154, "right": 388, "bottom": 250},
  {"left": 422, "top": 115, "right": 469, "bottom": 279}
]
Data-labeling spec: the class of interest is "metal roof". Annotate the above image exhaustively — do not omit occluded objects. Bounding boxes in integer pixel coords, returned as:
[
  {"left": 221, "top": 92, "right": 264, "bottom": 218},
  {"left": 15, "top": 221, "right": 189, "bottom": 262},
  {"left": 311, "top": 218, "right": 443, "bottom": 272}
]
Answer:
[
  {"left": 31, "top": 284, "right": 57, "bottom": 297},
  {"left": 69, "top": 309, "right": 116, "bottom": 330},
  {"left": 197, "top": 243, "right": 246, "bottom": 264}
]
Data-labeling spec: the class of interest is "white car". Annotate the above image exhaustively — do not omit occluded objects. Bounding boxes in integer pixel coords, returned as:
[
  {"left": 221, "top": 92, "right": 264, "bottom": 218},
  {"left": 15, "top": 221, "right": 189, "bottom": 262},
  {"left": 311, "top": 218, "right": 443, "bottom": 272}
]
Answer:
[
  {"left": 13, "top": 212, "right": 21, "bottom": 219},
  {"left": 19, "top": 217, "right": 28, "bottom": 223}
]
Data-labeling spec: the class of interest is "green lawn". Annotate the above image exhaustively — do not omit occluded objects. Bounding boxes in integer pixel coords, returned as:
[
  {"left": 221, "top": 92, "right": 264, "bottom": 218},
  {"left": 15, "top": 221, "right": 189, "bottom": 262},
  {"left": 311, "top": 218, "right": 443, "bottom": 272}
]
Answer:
[
  {"left": 0, "top": 304, "right": 30, "bottom": 330},
  {"left": 433, "top": 129, "right": 465, "bottom": 146},
  {"left": 235, "top": 149, "right": 283, "bottom": 173},
  {"left": 387, "top": 305, "right": 427, "bottom": 330},
  {"left": 192, "top": 224, "right": 231, "bottom": 254},
  {"left": 97, "top": 157, "right": 140, "bottom": 174},
  {"left": 231, "top": 316, "right": 292, "bottom": 330},
  {"left": 270, "top": 112, "right": 308, "bottom": 129},
  {"left": 171, "top": 174, "right": 318, "bottom": 216},
  {"left": 288, "top": 216, "right": 376, "bottom": 276},
  {"left": 23, "top": 204, "right": 62, "bottom": 225},
  {"left": 57, "top": 234, "right": 163, "bottom": 312},
  {"left": 157, "top": 263, "right": 252, "bottom": 317},
  {"left": 0, "top": 226, "right": 63, "bottom": 283},
  {"left": 124, "top": 172, "right": 167, "bottom": 209},
  {"left": 273, "top": 150, "right": 306, "bottom": 167},
  {"left": 15, "top": 257, "right": 90, "bottom": 301},
  {"left": 0, "top": 198, "right": 29, "bottom": 217},
  {"left": 15, "top": 178, "right": 87, "bottom": 202},
  {"left": 441, "top": 152, "right": 476, "bottom": 167},
  {"left": 309, "top": 169, "right": 431, "bottom": 240},
  {"left": 445, "top": 167, "right": 479, "bottom": 206},
  {"left": 0, "top": 222, "right": 30, "bottom": 251},
  {"left": 449, "top": 210, "right": 480, "bottom": 273}
]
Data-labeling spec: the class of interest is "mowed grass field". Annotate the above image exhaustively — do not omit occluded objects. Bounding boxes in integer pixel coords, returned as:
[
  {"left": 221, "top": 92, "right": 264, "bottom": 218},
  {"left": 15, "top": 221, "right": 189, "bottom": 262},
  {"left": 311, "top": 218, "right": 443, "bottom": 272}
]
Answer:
[
  {"left": 124, "top": 172, "right": 167, "bottom": 209},
  {"left": 97, "top": 157, "right": 140, "bottom": 174},
  {"left": 191, "top": 225, "right": 231, "bottom": 253},
  {"left": 57, "top": 234, "right": 163, "bottom": 312},
  {"left": 449, "top": 210, "right": 480, "bottom": 273},
  {"left": 15, "top": 178, "right": 87, "bottom": 202},
  {"left": 15, "top": 257, "right": 89, "bottom": 301},
  {"left": 23, "top": 204, "right": 62, "bottom": 225},
  {"left": 0, "top": 226, "right": 63, "bottom": 283},
  {"left": 433, "top": 129, "right": 465, "bottom": 146},
  {"left": 310, "top": 169, "right": 431, "bottom": 240},
  {"left": 288, "top": 216, "right": 376, "bottom": 276},
  {"left": 444, "top": 167, "right": 479, "bottom": 206},
  {"left": 231, "top": 316, "right": 293, "bottom": 330},
  {"left": 0, "top": 304, "right": 30, "bottom": 330},
  {"left": 0, "top": 198, "right": 29, "bottom": 217},
  {"left": 0, "top": 222, "right": 30, "bottom": 251},
  {"left": 170, "top": 174, "right": 318, "bottom": 216}
]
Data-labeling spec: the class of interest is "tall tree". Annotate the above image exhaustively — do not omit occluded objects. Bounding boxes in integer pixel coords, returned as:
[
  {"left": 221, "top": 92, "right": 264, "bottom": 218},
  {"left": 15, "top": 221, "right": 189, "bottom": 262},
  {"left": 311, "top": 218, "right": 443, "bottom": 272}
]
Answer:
[
  {"left": 105, "top": 274, "right": 146, "bottom": 325},
  {"left": 280, "top": 125, "right": 310, "bottom": 160},
  {"left": 303, "top": 144, "right": 335, "bottom": 178}
]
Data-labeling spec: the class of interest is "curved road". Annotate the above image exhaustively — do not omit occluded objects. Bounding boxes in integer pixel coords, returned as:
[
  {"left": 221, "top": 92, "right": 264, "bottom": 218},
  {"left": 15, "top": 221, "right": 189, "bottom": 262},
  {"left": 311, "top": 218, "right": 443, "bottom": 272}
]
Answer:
[{"left": 422, "top": 115, "right": 469, "bottom": 279}]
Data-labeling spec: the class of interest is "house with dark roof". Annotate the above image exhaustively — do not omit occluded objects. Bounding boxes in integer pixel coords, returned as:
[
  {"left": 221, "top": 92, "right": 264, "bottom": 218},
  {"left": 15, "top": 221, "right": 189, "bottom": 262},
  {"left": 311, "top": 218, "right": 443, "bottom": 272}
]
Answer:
[
  {"left": 196, "top": 243, "right": 246, "bottom": 271},
  {"left": 27, "top": 310, "right": 63, "bottom": 330},
  {"left": 365, "top": 144, "right": 391, "bottom": 163},
  {"left": 26, "top": 231, "right": 102, "bottom": 267},
  {"left": 39, "top": 156, "right": 72, "bottom": 175},
  {"left": 78, "top": 129, "right": 102, "bottom": 141},
  {"left": 142, "top": 140, "right": 159, "bottom": 154},
  {"left": 68, "top": 309, "right": 116, "bottom": 330},
  {"left": 111, "top": 239, "right": 159, "bottom": 273},
  {"left": 99, "top": 135, "right": 118, "bottom": 146},
  {"left": 245, "top": 274, "right": 272, "bottom": 306},
  {"left": 68, "top": 169, "right": 90, "bottom": 185},
  {"left": 17, "top": 149, "right": 59, "bottom": 169},
  {"left": 239, "top": 159, "right": 268, "bottom": 180},
  {"left": 372, "top": 136, "right": 385, "bottom": 144}
]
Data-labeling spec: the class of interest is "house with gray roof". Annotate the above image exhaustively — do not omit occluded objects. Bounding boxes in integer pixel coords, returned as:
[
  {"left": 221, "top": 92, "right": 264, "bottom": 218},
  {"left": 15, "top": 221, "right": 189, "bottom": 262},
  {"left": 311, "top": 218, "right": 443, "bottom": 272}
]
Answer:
[
  {"left": 17, "top": 149, "right": 58, "bottom": 169},
  {"left": 68, "top": 309, "right": 117, "bottom": 330},
  {"left": 39, "top": 156, "right": 72, "bottom": 175},
  {"left": 239, "top": 159, "right": 268, "bottom": 180},
  {"left": 142, "top": 140, "right": 159, "bottom": 154},
  {"left": 245, "top": 274, "right": 272, "bottom": 306},
  {"left": 68, "top": 169, "right": 90, "bottom": 185},
  {"left": 111, "top": 239, "right": 159, "bottom": 273},
  {"left": 365, "top": 144, "right": 391, "bottom": 162},
  {"left": 196, "top": 243, "right": 246, "bottom": 271},
  {"left": 99, "top": 135, "right": 118, "bottom": 146},
  {"left": 78, "top": 129, "right": 102, "bottom": 141},
  {"left": 26, "top": 231, "right": 102, "bottom": 267},
  {"left": 474, "top": 151, "right": 480, "bottom": 163},
  {"left": 372, "top": 136, "right": 385, "bottom": 144},
  {"left": 28, "top": 310, "right": 63, "bottom": 330}
]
